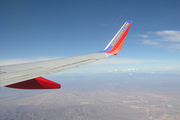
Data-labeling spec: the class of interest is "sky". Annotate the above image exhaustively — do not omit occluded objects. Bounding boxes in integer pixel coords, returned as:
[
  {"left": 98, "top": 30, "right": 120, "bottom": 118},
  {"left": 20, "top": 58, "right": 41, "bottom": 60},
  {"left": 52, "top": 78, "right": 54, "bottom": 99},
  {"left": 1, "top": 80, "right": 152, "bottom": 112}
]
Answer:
[{"left": 0, "top": 0, "right": 180, "bottom": 79}]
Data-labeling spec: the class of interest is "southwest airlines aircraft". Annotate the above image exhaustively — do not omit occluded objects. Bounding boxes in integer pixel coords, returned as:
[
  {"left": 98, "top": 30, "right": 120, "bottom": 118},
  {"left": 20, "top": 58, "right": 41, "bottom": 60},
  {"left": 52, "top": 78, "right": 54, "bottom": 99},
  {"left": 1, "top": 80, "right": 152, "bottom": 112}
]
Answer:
[{"left": 0, "top": 21, "right": 132, "bottom": 89}]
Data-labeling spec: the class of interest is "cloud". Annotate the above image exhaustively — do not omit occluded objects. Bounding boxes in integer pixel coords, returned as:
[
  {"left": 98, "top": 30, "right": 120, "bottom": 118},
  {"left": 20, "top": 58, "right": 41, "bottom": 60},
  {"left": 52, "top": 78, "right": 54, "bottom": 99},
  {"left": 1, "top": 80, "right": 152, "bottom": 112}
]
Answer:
[
  {"left": 143, "top": 40, "right": 159, "bottom": 45},
  {"left": 106, "top": 69, "right": 119, "bottom": 73},
  {"left": 169, "top": 44, "right": 180, "bottom": 50},
  {"left": 156, "top": 30, "right": 180, "bottom": 42},
  {"left": 127, "top": 68, "right": 138, "bottom": 71},
  {"left": 138, "top": 34, "right": 149, "bottom": 38},
  {"left": 105, "top": 68, "right": 139, "bottom": 73},
  {"left": 105, "top": 67, "right": 180, "bottom": 74},
  {"left": 129, "top": 73, "right": 132, "bottom": 75},
  {"left": 140, "top": 30, "right": 180, "bottom": 51},
  {"left": 114, "top": 69, "right": 118, "bottom": 72},
  {"left": 158, "top": 67, "right": 180, "bottom": 70},
  {"left": 107, "top": 70, "right": 113, "bottom": 73},
  {"left": 106, "top": 68, "right": 139, "bottom": 73},
  {"left": 91, "top": 58, "right": 165, "bottom": 65},
  {"left": 122, "top": 68, "right": 138, "bottom": 72}
]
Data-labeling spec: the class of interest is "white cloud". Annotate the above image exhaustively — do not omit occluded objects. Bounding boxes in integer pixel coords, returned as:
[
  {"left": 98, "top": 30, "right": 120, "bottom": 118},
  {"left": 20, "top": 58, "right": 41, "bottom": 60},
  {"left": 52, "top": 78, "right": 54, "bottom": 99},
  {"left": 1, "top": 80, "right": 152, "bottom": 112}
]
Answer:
[
  {"left": 114, "top": 69, "right": 118, "bottom": 72},
  {"left": 105, "top": 68, "right": 139, "bottom": 73},
  {"left": 91, "top": 58, "right": 165, "bottom": 65},
  {"left": 122, "top": 68, "right": 138, "bottom": 72},
  {"left": 127, "top": 68, "right": 131, "bottom": 70},
  {"left": 138, "top": 34, "right": 149, "bottom": 38},
  {"left": 143, "top": 40, "right": 159, "bottom": 45},
  {"left": 106, "top": 69, "right": 119, "bottom": 73},
  {"left": 158, "top": 67, "right": 180, "bottom": 70},
  {"left": 169, "top": 44, "right": 180, "bottom": 50},
  {"left": 107, "top": 70, "right": 113, "bottom": 73},
  {"left": 156, "top": 30, "right": 180, "bottom": 42},
  {"left": 140, "top": 30, "right": 180, "bottom": 51},
  {"left": 105, "top": 67, "right": 180, "bottom": 74}
]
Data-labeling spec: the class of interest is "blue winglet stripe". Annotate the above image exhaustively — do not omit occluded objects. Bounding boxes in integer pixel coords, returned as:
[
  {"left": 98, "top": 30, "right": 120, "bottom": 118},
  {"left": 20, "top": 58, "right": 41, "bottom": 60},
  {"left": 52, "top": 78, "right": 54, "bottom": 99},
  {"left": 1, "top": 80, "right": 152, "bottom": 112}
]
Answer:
[{"left": 101, "top": 21, "right": 132, "bottom": 53}]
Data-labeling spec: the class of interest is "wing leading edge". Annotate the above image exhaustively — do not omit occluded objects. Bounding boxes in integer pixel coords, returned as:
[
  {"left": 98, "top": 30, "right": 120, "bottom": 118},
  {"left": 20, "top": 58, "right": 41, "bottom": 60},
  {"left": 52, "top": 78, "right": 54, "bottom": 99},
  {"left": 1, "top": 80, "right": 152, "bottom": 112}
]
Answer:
[{"left": 0, "top": 21, "right": 132, "bottom": 89}]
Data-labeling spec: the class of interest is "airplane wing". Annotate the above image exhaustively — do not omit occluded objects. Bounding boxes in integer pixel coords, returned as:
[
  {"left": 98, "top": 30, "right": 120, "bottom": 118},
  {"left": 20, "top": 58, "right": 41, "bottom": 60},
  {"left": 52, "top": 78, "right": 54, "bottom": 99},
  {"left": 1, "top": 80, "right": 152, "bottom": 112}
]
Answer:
[{"left": 0, "top": 21, "right": 132, "bottom": 89}]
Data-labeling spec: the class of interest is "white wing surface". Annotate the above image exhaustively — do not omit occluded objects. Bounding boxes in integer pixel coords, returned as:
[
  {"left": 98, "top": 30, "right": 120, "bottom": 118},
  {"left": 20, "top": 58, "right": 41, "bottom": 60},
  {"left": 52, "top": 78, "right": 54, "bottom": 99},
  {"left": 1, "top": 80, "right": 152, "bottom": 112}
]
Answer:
[{"left": 0, "top": 21, "right": 132, "bottom": 89}]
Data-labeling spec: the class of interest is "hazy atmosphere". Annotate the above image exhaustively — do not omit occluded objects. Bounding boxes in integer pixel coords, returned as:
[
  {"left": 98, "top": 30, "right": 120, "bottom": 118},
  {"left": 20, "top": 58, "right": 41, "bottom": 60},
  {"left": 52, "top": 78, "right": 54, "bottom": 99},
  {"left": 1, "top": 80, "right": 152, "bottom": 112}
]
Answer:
[{"left": 1, "top": 0, "right": 180, "bottom": 120}]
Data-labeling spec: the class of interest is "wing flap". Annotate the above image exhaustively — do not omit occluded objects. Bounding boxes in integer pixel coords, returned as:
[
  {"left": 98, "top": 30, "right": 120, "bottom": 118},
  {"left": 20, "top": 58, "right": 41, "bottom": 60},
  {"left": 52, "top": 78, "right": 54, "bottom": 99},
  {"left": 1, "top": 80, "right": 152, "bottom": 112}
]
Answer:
[{"left": 6, "top": 77, "right": 61, "bottom": 89}]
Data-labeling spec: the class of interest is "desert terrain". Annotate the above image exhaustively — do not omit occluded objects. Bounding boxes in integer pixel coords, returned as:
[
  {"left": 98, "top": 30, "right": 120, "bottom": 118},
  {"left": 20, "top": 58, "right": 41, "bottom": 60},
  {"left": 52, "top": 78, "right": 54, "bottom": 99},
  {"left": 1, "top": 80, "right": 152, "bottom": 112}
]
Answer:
[{"left": 0, "top": 74, "right": 180, "bottom": 120}]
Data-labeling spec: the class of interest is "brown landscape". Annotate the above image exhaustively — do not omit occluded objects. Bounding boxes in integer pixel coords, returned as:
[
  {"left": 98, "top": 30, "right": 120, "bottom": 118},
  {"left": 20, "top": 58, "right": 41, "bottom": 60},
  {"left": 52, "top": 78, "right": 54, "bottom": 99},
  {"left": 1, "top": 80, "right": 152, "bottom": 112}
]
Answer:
[{"left": 0, "top": 74, "right": 180, "bottom": 120}]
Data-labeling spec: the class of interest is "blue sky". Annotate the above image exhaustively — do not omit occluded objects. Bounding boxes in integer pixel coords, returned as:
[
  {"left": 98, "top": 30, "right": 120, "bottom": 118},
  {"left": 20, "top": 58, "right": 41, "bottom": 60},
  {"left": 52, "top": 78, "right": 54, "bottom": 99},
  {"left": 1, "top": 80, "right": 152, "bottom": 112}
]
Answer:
[{"left": 0, "top": 0, "right": 180, "bottom": 78}]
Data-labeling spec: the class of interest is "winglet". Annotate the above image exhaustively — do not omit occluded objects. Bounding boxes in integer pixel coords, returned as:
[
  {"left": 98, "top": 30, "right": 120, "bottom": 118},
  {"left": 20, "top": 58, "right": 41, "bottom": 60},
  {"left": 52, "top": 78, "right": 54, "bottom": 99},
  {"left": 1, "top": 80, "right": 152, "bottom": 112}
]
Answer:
[{"left": 101, "top": 21, "right": 132, "bottom": 55}]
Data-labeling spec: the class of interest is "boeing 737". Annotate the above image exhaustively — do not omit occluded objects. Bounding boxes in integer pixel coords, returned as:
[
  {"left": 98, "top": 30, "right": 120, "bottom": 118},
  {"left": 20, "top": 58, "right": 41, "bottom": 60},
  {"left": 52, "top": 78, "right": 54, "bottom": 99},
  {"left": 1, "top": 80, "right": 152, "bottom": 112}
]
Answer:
[{"left": 0, "top": 21, "right": 132, "bottom": 89}]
